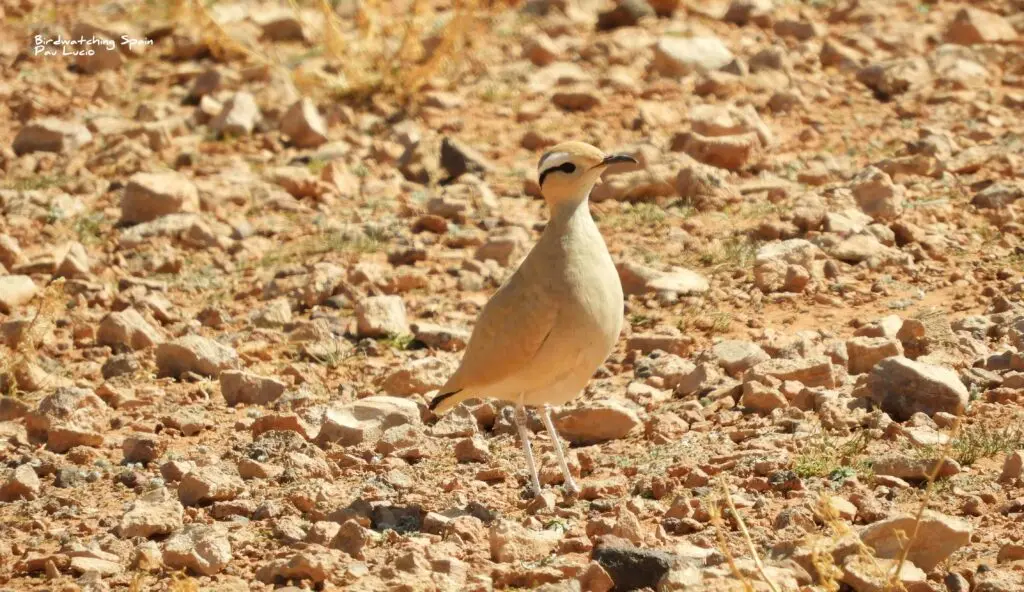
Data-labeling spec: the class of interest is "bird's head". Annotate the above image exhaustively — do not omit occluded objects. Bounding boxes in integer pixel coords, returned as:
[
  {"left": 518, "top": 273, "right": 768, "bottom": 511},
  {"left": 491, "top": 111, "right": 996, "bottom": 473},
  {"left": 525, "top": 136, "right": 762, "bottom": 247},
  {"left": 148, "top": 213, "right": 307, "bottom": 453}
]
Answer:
[{"left": 537, "top": 141, "right": 637, "bottom": 207}]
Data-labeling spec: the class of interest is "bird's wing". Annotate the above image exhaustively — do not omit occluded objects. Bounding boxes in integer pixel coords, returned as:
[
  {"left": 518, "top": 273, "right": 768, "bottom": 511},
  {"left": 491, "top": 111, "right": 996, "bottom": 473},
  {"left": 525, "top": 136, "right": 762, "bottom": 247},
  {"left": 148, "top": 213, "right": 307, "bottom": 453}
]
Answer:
[{"left": 441, "top": 264, "right": 559, "bottom": 396}]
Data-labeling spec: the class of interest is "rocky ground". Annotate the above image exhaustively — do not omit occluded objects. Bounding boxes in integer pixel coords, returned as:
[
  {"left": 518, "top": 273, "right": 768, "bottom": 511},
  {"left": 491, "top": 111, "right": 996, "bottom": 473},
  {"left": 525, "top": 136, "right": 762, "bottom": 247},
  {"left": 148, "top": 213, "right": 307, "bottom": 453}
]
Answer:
[{"left": 1, "top": 0, "right": 1024, "bottom": 590}]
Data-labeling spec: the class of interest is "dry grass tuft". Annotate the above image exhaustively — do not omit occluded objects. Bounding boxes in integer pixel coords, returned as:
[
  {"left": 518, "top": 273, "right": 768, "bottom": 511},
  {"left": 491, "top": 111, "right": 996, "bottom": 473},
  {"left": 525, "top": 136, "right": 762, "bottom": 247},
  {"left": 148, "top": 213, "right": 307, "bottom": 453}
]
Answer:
[
  {"left": 814, "top": 493, "right": 877, "bottom": 591},
  {"left": 888, "top": 419, "right": 963, "bottom": 590},
  {"left": 808, "top": 421, "right": 966, "bottom": 591},
  {"left": 9, "top": 0, "right": 511, "bottom": 109},
  {"left": 167, "top": 573, "right": 200, "bottom": 592},
  {"left": 0, "top": 278, "right": 66, "bottom": 397},
  {"left": 791, "top": 430, "right": 872, "bottom": 481},
  {"left": 708, "top": 497, "right": 750, "bottom": 590},
  {"left": 710, "top": 477, "right": 780, "bottom": 592},
  {"left": 314, "top": 0, "right": 491, "bottom": 104},
  {"left": 170, "top": 0, "right": 502, "bottom": 107}
]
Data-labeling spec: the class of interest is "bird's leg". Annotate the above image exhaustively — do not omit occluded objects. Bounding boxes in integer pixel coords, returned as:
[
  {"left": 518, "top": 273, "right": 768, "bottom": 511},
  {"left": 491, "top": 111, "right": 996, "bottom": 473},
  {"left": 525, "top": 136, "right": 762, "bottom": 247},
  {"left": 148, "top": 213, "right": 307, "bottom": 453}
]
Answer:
[
  {"left": 515, "top": 403, "right": 543, "bottom": 497},
  {"left": 541, "top": 404, "right": 580, "bottom": 495}
]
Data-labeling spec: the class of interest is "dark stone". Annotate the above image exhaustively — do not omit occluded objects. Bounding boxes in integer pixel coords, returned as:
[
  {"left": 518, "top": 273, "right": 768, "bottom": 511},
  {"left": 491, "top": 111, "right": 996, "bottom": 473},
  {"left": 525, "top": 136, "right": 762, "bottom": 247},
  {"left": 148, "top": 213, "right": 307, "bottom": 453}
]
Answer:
[
  {"left": 592, "top": 535, "right": 675, "bottom": 591},
  {"left": 944, "top": 572, "right": 970, "bottom": 592},
  {"left": 465, "top": 501, "right": 496, "bottom": 524},
  {"left": 253, "top": 500, "right": 286, "bottom": 521},
  {"left": 597, "top": 0, "right": 655, "bottom": 30},
  {"left": 0, "top": 396, "right": 30, "bottom": 421},
  {"left": 439, "top": 137, "right": 494, "bottom": 182},
  {"left": 661, "top": 517, "right": 704, "bottom": 535},
  {"left": 102, "top": 353, "right": 141, "bottom": 379},
  {"left": 387, "top": 247, "right": 427, "bottom": 266},
  {"left": 54, "top": 467, "right": 84, "bottom": 488},
  {"left": 960, "top": 367, "right": 1002, "bottom": 391},
  {"left": 371, "top": 503, "right": 424, "bottom": 534},
  {"left": 978, "top": 351, "right": 1012, "bottom": 372},
  {"left": 972, "top": 183, "right": 1023, "bottom": 209},
  {"left": 398, "top": 141, "right": 438, "bottom": 185},
  {"left": 323, "top": 295, "right": 351, "bottom": 309},
  {"left": 118, "top": 470, "right": 141, "bottom": 488}
]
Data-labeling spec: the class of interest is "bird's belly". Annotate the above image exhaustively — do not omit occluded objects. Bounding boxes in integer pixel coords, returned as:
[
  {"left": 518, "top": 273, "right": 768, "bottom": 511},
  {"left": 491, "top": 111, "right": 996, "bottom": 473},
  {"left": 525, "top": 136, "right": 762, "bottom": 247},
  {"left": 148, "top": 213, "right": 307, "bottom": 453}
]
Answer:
[
  {"left": 473, "top": 244, "right": 623, "bottom": 405},
  {"left": 518, "top": 297, "right": 621, "bottom": 407}
]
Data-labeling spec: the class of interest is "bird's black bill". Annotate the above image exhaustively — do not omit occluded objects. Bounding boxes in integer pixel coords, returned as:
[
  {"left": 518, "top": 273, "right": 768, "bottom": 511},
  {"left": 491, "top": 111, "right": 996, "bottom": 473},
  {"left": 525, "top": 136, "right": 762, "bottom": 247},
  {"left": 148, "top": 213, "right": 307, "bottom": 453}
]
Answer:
[
  {"left": 429, "top": 389, "right": 462, "bottom": 411},
  {"left": 593, "top": 153, "right": 638, "bottom": 169}
]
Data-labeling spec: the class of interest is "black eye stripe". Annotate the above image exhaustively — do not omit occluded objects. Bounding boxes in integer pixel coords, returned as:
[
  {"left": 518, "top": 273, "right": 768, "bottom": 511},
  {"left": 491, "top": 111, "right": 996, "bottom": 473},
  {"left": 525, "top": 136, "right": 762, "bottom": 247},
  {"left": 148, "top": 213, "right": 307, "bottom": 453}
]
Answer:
[{"left": 539, "top": 162, "right": 577, "bottom": 186}]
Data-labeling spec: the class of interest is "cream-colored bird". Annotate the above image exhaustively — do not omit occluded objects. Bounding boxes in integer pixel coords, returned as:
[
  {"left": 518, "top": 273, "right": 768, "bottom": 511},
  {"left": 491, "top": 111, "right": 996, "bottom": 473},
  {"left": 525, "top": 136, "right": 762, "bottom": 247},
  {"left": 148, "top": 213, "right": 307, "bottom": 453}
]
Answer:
[{"left": 430, "top": 141, "right": 633, "bottom": 496}]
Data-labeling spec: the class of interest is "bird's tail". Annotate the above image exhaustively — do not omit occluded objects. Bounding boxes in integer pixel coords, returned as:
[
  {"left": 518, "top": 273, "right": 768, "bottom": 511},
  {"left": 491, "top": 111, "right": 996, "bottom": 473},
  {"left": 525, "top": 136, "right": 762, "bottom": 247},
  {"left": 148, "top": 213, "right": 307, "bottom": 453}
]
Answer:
[{"left": 429, "top": 387, "right": 471, "bottom": 414}]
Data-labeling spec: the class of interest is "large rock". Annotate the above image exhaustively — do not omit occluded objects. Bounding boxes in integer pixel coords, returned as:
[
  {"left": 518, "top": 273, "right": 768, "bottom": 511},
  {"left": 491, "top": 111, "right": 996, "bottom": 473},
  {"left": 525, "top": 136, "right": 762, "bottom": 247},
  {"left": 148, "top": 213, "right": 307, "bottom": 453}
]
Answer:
[
  {"left": 219, "top": 370, "right": 286, "bottom": 406},
  {"left": 411, "top": 322, "right": 469, "bottom": 352},
  {"left": 841, "top": 555, "right": 929, "bottom": 592},
  {"left": 647, "top": 268, "right": 709, "bottom": 297},
  {"left": 0, "top": 275, "right": 37, "bottom": 314},
  {"left": 747, "top": 357, "right": 837, "bottom": 388},
  {"left": 852, "top": 167, "right": 904, "bottom": 222},
  {"left": 872, "top": 454, "right": 960, "bottom": 481},
  {"left": 0, "top": 234, "right": 25, "bottom": 270},
  {"left": 475, "top": 226, "right": 530, "bottom": 266},
  {"left": 54, "top": 241, "right": 90, "bottom": 279},
  {"left": 866, "top": 357, "right": 968, "bottom": 420},
  {"left": 617, "top": 262, "right": 710, "bottom": 298},
  {"left": 554, "top": 401, "right": 641, "bottom": 445},
  {"left": 119, "top": 487, "right": 184, "bottom": 538},
  {"left": 12, "top": 119, "right": 93, "bottom": 155},
  {"left": 177, "top": 466, "right": 244, "bottom": 507},
  {"left": 97, "top": 308, "right": 164, "bottom": 351},
  {"left": 712, "top": 340, "right": 770, "bottom": 377},
  {"left": 860, "top": 510, "right": 970, "bottom": 572},
  {"left": 652, "top": 36, "right": 734, "bottom": 77},
  {"left": 687, "top": 104, "right": 773, "bottom": 147},
  {"left": 857, "top": 57, "right": 932, "bottom": 97},
  {"left": 123, "top": 433, "right": 167, "bottom": 464},
  {"left": 162, "top": 524, "right": 232, "bottom": 576},
  {"left": 318, "top": 396, "right": 421, "bottom": 447},
  {"left": 0, "top": 464, "right": 41, "bottom": 501},
  {"left": 26, "top": 387, "right": 107, "bottom": 453},
  {"left": 846, "top": 337, "right": 903, "bottom": 375},
  {"left": 489, "top": 519, "right": 561, "bottom": 563},
  {"left": 380, "top": 356, "right": 456, "bottom": 396},
  {"left": 945, "top": 7, "right": 1018, "bottom": 45},
  {"left": 677, "top": 131, "right": 760, "bottom": 171},
  {"left": 741, "top": 381, "right": 788, "bottom": 413},
  {"left": 255, "top": 549, "right": 342, "bottom": 584},
  {"left": 754, "top": 239, "right": 824, "bottom": 293},
  {"left": 211, "top": 91, "right": 260, "bottom": 136},
  {"left": 253, "top": 8, "right": 307, "bottom": 41},
  {"left": 1000, "top": 451, "right": 1023, "bottom": 484},
  {"left": 830, "top": 234, "right": 904, "bottom": 266},
  {"left": 674, "top": 159, "right": 740, "bottom": 210},
  {"left": 280, "top": 98, "right": 328, "bottom": 148},
  {"left": 156, "top": 335, "right": 239, "bottom": 378},
  {"left": 355, "top": 295, "right": 409, "bottom": 338},
  {"left": 597, "top": 0, "right": 655, "bottom": 30},
  {"left": 121, "top": 172, "right": 200, "bottom": 224}
]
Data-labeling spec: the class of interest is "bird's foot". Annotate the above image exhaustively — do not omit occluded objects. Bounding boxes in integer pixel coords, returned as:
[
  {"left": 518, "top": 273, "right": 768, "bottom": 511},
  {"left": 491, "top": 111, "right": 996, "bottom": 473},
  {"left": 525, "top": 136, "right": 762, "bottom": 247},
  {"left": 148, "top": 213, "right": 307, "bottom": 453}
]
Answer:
[
  {"left": 518, "top": 474, "right": 545, "bottom": 499},
  {"left": 562, "top": 477, "right": 581, "bottom": 497},
  {"left": 520, "top": 484, "right": 543, "bottom": 500}
]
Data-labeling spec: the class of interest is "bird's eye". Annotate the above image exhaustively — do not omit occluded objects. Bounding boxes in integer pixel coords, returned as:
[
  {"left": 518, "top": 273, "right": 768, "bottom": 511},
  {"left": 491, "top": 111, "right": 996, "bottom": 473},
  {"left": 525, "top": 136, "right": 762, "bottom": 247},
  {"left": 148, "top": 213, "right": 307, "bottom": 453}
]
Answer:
[{"left": 539, "top": 161, "right": 578, "bottom": 186}]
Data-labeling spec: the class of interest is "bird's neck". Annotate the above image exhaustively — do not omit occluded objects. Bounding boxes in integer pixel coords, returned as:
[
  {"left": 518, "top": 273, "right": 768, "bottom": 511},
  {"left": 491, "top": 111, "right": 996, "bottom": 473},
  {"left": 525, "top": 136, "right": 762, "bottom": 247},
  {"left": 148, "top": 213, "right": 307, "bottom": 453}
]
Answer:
[{"left": 546, "top": 191, "right": 592, "bottom": 227}]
